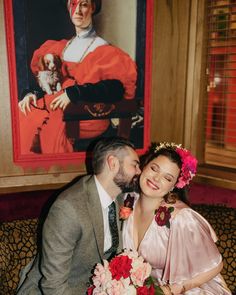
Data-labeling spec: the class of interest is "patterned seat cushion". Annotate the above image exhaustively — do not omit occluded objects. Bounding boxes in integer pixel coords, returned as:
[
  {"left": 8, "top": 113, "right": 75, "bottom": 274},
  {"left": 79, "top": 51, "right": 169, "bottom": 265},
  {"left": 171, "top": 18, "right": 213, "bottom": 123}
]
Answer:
[
  {"left": 192, "top": 204, "right": 236, "bottom": 293},
  {"left": 0, "top": 205, "right": 235, "bottom": 295},
  {"left": 0, "top": 219, "right": 38, "bottom": 295}
]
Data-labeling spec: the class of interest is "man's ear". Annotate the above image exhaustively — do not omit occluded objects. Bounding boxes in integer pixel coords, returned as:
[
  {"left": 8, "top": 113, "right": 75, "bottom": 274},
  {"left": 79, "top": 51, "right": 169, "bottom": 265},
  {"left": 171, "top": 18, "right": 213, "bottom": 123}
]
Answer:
[{"left": 107, "top": 154, "right": 119, "bottom": 173}]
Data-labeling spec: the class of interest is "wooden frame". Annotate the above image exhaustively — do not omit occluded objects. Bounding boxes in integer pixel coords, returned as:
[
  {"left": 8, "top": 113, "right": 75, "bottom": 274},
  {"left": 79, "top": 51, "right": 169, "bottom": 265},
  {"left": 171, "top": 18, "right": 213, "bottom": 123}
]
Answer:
[{"left": 0, "top": 0, "right": 153, "bottom": 193}]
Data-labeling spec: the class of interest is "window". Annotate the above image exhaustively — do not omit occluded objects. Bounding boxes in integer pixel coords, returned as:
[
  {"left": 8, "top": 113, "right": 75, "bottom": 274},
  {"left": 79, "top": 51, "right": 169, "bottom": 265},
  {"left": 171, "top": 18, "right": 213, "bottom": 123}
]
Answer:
[
  {"left": 184, "top": 0, "right": 236, "bottom": 189},
  {"left": 205, "top": 0, "right": 236, "bottom": 169}
]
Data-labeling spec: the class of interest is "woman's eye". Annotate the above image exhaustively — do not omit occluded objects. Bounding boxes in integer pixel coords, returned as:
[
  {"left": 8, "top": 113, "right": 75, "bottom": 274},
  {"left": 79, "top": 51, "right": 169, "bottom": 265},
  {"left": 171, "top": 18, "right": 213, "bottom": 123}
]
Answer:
[
  {"left": 165, "top": 177, "right": 172, "bottom": 182},
  {"left": 151, "top": 165, "right": 158, "bottom": 172}
]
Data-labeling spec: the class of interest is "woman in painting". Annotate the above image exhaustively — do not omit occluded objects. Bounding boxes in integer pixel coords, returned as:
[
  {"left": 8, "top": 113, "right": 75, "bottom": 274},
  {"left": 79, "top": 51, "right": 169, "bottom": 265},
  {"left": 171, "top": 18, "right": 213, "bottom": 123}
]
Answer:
[
  {"left": 18, "top": 0, "right": 137, "bottom": 154},
  {"left": 121, "top": 142, "right": 231, "bottom": 294}
]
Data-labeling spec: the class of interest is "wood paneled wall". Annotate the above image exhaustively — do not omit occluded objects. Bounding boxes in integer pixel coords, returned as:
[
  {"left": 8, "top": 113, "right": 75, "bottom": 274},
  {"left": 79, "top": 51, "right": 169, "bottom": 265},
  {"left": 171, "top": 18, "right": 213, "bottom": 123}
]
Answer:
[{"left": 151, "top": 0, "right": 191, "bottom": 144}]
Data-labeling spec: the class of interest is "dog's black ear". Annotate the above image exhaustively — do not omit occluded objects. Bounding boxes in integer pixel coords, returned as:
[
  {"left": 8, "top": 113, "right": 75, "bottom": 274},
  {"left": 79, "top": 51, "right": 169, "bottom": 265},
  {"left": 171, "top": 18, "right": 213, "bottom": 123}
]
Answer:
[
  {"left": 38, "top": 55, "right": 46, "bottom": 71},
  {"left": 54, "top": 55, "right": 62, "bottom": 68}
]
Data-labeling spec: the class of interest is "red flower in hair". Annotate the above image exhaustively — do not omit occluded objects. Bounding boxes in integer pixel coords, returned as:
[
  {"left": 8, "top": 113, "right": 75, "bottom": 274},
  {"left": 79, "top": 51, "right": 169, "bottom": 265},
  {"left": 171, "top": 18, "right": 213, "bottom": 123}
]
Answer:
[{"left": 175, "top": 147, "right": 197, "bottom": 188}]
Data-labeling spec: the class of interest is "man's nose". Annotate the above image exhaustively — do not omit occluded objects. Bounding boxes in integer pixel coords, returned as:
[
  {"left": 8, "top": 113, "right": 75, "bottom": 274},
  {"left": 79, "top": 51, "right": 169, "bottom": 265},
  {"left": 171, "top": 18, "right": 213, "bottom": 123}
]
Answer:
[{"left": 136, "top": 166, "right": 141, "bottom": 175}]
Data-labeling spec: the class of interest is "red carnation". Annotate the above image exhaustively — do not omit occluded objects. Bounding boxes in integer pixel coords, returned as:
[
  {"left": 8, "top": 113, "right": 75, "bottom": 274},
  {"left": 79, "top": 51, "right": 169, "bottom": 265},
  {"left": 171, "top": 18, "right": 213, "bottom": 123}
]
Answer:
[
  {"left": 137, "top": 285, "right": 156, "bottom": 295},
  {"left": 149, "top": 284, "right": 156, "bottom": 295},
  {"left": 87, "top": 285, "right": 95, "bottom": 295},
  {"left": 137, "top": 286, "right": 150, "bottom": 295},
  {"left": 109, "top": 255, "right": 132, "bottom": 280}
]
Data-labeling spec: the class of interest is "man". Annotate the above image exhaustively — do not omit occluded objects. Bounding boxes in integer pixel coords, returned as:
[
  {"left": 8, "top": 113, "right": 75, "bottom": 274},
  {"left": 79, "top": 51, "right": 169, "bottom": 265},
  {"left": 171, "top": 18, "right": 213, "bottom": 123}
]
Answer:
[{"left": 17, "top": 137, "right": 140, "bottom": 295}]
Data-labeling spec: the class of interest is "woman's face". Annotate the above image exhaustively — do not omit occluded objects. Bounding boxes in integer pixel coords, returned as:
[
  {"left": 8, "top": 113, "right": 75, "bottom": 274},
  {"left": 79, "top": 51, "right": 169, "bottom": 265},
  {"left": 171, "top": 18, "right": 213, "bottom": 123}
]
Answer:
[
  {"left": 139, "top": 155, "right": 180, "bottom": 199},
  {"left": 70, "top": 0, "right": 95, "bottom": 31}
]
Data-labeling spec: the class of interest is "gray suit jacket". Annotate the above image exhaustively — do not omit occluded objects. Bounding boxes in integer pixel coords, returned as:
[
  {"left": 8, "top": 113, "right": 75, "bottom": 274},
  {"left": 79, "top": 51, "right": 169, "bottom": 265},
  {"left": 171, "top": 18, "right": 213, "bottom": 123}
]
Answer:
[{"left": 17, "top": 175, "right": 123, "bottom": 295}]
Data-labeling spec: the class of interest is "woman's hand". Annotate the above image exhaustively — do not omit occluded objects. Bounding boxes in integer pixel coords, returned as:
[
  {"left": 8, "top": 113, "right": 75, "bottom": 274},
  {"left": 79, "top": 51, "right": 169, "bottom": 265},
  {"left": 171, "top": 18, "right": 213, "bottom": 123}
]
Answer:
[
  {"left": 50, "top": 91, "right": 70, "bottom": 111},
  {"left": 170, "top": 283, "right": 185, "bottom": 294},
  {"left": 161, "top": 283, "right": 184, "bottom": 295},
  {"left": 18, "top": 93, "right": 37, "bottom": 115}
]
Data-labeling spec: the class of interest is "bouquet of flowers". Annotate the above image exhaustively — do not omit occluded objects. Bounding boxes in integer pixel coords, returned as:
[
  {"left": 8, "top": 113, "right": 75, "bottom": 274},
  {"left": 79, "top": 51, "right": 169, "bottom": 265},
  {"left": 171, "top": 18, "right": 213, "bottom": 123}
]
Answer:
[{"left": 87, "top": 249, "right": 164, "bottom": 295}]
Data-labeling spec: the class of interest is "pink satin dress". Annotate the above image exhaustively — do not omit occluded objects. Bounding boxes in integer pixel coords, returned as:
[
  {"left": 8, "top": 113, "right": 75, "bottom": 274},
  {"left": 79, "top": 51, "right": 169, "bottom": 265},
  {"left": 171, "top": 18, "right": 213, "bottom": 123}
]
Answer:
[{"left": 122, "top": 196, "right": 232, "bottom": 294}]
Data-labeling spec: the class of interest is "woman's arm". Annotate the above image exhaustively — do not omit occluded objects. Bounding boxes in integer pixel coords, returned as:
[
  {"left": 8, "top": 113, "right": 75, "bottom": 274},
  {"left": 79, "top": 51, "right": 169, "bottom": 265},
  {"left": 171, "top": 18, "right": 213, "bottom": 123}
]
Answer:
[
  {"left": 162, "top": 208, "right": 226, "bottom": 294},
  {"left": 164, "top": 261, "right": 223, "bottom": 294}
]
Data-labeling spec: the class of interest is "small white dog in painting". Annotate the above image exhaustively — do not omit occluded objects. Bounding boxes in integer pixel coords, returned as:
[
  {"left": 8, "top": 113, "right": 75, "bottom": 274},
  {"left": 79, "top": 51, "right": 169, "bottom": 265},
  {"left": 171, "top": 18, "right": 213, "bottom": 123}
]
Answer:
[{"left": 37, "top": 53, "right": 62, "bottom": 95}]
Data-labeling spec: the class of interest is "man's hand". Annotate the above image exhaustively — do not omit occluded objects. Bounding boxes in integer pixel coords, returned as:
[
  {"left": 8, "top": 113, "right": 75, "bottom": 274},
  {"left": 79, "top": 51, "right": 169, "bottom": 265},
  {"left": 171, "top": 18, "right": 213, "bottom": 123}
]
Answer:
[
  {"left": 18, "top": 93, "right": 37, "bottom": 115},
  {"left": 50, "top": 91, "right": 70, "bottom": 111}
]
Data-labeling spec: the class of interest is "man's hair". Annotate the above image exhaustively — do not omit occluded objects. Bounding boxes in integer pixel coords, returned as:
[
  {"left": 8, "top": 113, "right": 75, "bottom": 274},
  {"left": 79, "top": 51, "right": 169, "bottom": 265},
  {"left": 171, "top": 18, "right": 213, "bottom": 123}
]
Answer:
[{"left": 92, "top": 137, "right": 135, "bottom": 174}]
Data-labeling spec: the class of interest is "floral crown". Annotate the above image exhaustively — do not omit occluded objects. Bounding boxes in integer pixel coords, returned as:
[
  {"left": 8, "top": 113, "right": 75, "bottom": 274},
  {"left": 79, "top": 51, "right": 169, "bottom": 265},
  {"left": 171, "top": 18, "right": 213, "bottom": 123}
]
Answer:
[{"left": 154, "top": 142, "right": 198, "bottom": 188}]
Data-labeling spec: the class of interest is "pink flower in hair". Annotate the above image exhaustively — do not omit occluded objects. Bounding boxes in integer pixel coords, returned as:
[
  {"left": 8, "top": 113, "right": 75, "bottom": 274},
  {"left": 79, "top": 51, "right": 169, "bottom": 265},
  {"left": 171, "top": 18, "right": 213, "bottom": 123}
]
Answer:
[{"left": 175, "top": 147, "right": 197, "bottom": 188}]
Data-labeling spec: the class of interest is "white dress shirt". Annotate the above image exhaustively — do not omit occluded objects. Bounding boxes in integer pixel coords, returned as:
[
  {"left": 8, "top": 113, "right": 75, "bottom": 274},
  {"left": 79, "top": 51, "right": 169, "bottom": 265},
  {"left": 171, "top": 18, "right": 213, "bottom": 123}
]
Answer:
[{"left": 94, "top": 176, "right": 114, "bottom": 253}]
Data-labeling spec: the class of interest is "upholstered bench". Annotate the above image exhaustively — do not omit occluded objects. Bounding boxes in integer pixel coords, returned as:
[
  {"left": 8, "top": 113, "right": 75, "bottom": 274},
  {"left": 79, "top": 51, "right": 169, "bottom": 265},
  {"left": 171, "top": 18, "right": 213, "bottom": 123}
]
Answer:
[
  {"left": 0, "top": 204, "right": 235, "bottom": 295},
  {"left": 0, "top": 219, "right": 38, "bottom": 295}
]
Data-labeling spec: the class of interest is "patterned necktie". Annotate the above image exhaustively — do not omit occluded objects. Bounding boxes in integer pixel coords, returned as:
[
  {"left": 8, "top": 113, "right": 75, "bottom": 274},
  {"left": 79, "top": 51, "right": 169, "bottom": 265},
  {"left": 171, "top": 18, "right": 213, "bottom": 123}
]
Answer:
[{"left": 104, "top": 201, "right": 119, "bottom": 255}]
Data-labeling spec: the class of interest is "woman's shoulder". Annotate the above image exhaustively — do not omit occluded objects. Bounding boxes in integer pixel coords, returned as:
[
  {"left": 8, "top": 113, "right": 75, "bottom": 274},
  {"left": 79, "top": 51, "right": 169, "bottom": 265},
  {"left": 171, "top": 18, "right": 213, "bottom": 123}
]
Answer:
[
  {"left": 90, "top": 42, "right": 133, "bottom": 59},
  {"left": 162, "top": 200, "right": 188, "bottom": 216},
  {"left": 34, "top": 39, "right": 69, "bottom": 55},
  {"left": 168, "top": 200, "right": 207, "bottom": 219},
  {"left": 168, "top": 200, "right": 218, "bottom": 242},
  {"left": 94, "top": 36, "right": 108, "bottom": 46}
]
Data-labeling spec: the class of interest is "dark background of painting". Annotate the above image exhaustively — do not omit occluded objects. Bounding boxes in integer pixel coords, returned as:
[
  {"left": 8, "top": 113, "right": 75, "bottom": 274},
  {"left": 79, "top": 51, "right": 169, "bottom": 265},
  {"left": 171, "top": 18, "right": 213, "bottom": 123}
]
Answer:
[{"left": 12, "top": 0, "right": 146, "bottom": 149}]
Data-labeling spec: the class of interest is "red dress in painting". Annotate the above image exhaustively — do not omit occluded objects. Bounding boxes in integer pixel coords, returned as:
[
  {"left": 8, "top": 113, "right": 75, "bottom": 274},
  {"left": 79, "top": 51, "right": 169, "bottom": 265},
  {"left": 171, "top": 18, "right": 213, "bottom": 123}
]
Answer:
[{"left": 19, "top": 40, "right": 137, "bottom": 154}]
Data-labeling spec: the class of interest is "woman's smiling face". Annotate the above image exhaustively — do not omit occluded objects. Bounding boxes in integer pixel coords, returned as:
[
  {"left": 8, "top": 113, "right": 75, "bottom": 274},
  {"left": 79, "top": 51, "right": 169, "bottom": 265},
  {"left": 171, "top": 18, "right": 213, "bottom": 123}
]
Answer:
[{"left": 139, "top": 155, "right": 180, "bottom": 199}]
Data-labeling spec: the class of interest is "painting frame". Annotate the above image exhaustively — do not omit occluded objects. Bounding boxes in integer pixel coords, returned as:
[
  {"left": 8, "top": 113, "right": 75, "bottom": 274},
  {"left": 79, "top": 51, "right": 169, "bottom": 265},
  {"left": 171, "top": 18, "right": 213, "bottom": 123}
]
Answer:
[{"left": 0, "top": 0, "right": 153, "bottom": 192}]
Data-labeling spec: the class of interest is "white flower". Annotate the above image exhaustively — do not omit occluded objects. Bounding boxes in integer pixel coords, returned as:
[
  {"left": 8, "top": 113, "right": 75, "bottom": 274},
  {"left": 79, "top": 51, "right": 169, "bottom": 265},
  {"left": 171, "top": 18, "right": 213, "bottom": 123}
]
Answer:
[{"left": 93, "top": 260, "right": 112, "bottom": 288}]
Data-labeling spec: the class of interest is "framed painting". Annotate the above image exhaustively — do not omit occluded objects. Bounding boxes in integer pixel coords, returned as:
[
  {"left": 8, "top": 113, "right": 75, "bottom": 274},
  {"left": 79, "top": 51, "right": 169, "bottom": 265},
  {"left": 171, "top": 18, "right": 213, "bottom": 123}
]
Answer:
[{"left": 0, "top": 0, "right": 153, "bottom": 192}]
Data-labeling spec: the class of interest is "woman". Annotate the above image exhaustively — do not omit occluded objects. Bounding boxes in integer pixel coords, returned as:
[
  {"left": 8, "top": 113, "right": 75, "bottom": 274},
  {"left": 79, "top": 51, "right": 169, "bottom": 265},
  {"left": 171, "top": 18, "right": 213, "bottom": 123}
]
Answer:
[
  {"left": 18, "top": 0, "right": 137, "bottom": 154},
  {"left": 122, "top": 142, "right": 231, "bottom": 294}
]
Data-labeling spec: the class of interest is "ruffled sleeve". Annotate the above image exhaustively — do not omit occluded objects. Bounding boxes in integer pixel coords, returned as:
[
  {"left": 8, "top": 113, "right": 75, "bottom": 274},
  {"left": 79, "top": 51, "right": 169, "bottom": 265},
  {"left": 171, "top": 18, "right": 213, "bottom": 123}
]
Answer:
[
  {"left": 70, "top": 45, "right": 137, "bottom": 99},
  {"left": 162, "top": 208, "right": 222, "bottom": 284}
]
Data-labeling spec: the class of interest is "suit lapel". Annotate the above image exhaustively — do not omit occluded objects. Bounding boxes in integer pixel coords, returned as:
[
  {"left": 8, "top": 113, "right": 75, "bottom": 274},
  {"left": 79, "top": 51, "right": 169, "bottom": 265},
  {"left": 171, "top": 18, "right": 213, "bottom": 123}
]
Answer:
[{"left": 86, "top": 176, "right": 104, "bottom": 259}]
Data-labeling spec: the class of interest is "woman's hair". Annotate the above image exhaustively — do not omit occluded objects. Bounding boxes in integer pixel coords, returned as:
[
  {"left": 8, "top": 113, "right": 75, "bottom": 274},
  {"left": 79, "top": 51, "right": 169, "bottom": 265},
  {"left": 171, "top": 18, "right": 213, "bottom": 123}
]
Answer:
[
  {"left": 92, "top": 0, "right": 102, "bottom": 15},
  {"left": 140, "top": 143, "right": 190, "bottom": 204}
]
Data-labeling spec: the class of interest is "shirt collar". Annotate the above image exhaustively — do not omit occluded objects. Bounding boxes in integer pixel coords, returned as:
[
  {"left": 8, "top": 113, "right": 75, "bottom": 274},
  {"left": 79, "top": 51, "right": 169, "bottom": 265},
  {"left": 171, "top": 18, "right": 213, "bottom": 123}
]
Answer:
[
  {"left": 94, "top": 175, "right": 113, "bottom": 209},
  {"left": 76, "top": 24, "right": 96, "bottom": 38}
]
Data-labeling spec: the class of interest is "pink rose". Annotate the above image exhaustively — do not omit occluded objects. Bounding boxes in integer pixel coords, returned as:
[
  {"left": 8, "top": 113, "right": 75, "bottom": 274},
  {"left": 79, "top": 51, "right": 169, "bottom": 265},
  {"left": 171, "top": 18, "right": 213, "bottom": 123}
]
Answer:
[{"left": 131, "top": 258, "right": 152, "bottom": 286}]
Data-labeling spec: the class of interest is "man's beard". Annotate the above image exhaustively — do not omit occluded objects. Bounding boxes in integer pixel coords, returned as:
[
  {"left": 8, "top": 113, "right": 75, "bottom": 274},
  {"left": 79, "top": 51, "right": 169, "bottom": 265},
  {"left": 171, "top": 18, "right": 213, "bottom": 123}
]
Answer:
[{"left": 113, "top": 165, "right": 139, "bottom": 192}]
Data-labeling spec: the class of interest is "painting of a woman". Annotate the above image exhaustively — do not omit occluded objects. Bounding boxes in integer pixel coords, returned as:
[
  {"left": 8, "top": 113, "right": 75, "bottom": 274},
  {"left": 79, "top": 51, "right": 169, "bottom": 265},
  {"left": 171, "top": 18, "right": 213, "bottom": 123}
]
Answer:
[{"left": 17, "top": 0, "right": 138, "bottom": 154}]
